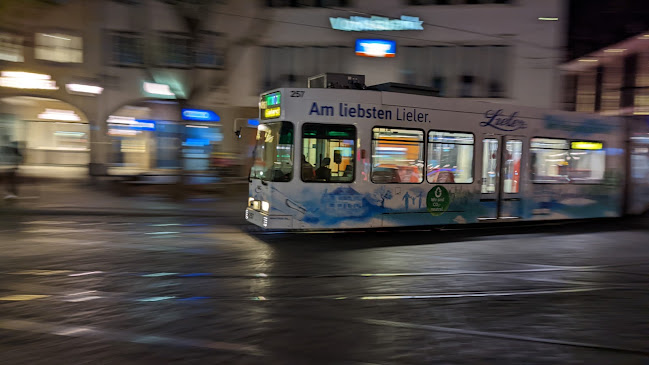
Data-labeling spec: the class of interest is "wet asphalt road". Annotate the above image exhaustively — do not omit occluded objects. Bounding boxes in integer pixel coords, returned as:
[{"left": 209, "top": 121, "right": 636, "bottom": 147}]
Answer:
[{"left": 0, "top": 214, "right": 648, "bottom": 364}]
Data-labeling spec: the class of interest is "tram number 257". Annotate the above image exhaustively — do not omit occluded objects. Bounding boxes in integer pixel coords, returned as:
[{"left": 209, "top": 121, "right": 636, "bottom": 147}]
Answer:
[{"left": 291, "top": 91, "right": 305, "bottom": 97}]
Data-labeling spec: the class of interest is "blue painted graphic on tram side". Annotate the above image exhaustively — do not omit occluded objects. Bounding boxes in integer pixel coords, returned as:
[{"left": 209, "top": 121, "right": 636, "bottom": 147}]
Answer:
[{"left": 543, "top": 115, "right": 615, "bottom": 136}]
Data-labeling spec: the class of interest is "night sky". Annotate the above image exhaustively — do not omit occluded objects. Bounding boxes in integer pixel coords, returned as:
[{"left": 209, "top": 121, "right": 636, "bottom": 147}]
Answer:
[{"left": 568, "top": 0, "right": 649, "bottom": 60}]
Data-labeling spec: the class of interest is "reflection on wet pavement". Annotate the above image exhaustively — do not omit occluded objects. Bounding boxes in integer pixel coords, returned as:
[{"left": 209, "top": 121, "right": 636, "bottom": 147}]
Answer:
[{"left": 0, "top": 216, "right": 648, "bottom": 364}]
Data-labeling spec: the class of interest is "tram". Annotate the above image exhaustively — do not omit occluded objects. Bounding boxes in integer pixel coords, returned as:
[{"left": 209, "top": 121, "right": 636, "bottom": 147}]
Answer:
[{"left": 245, "top": 77, "right": 649, "bottom": 230}]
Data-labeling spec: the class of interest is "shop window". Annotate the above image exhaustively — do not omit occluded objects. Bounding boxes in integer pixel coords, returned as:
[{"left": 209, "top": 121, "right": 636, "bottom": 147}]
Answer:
[
  {"left": 110, "top": 31, "right": 144, "bottom": 66},
  {"left": 0, "top": 32, "right": 24, "bottom": 62},
  {"left": 481, "top": 139, "right": 498, "bottom": 192},
  {"left": 429, "top": 131, "right": 474, "bottom": 184},
  {"left": 35, "top": 32, "right": 82, "bottom": 63},
  {"left": 195, "top": 31, "right": 224, "bottom": 69},
  {"left": 530, "top": 138, "right": 570, "bottom": 183},
  {"left": 158, "top": 32, "right": 191, "bottom": 67},
  {"left": 302, "top": 124, "right": 355, "bottom": 183},
  {"left": 372, "top": 127, "right": 424, "bottom": 184}
]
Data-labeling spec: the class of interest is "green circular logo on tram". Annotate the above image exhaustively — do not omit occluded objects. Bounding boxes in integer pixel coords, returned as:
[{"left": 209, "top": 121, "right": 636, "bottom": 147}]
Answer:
[{"left": 426, "top": 185, "right": 450, "bottom": 216}]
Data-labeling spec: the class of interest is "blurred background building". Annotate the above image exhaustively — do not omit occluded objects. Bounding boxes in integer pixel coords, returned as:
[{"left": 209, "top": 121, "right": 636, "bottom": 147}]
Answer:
[
  {"left": 561, "top": 0, "right": 649, "bottom": 115},
  {"left": 0, "top": 0, "right": 566, "bottom": 180}
]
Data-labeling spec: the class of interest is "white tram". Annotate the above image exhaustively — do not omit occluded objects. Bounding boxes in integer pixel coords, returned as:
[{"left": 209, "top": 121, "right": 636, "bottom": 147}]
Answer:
[{"left": 245, "top": 81, "right": 649, "bottom": 230}]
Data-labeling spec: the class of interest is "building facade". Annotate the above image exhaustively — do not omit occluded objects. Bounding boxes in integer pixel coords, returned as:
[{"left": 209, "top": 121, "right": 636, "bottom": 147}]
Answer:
[
  {"left": 561, "top": 31, "right": 649, "bottom": 116},
  {"left": 0, "top": 0, "right": 566, "bottom": 178}
]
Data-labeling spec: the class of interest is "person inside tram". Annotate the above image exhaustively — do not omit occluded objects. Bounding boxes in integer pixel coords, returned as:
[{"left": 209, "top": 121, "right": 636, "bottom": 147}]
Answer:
[
  {"left": 315, "top": 157, "right": 332, "bottom": 181},
  {"left": 301, "top": 154, "right": 315, "bottom": 181}
]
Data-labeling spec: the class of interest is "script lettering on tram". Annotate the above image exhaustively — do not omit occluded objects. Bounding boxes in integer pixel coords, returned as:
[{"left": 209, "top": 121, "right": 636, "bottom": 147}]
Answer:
[
  {"left": 308, "top": 102, "right": 431, "bottom": 123},
  {"left": 480, "top": 109, "right": 528, "bottom": 132}
]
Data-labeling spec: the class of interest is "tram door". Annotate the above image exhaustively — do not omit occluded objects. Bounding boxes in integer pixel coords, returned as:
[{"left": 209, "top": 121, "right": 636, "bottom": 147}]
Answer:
[{"left": 479, "top": 135, "right": 524, "bottom": 220}]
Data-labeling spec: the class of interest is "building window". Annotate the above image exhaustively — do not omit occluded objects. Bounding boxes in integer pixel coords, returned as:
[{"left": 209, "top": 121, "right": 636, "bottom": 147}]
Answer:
[
  {"left": 195, "top": 31, "right": 224, "bottom": 69},
  {"left": 486, "top": 45, "right": 508, "bottom": 97},
  {"left": 400, "top": 45, "right": 508, "bottom": 98},
  {"left": 372, "top": 127, "right": 424, "bottom": 184},
  {"left": 266, "top": 0, "right": 349, "bottom": 6},
  {"left": 158, "top": 33, "right": 191, "bottom": 67},
  {"left": 35, "top": 32, "right": 82, "bottom": 63},
  {"left": 459, "top": 75, "right": 475, "bottom": 97},
  {"left": 634, "top": 52, "right": 649, "bottom": 114},
  {"left": 262, "top": 46, "right": 351, "bottom": 90},
  {"left": 428, "top": 131, "right": 474, "bottom": 184},
  {"left": 621, "top": 53, "right": 637, "bottom": 109},
  {"left": 110, "top": 31, "right": 144, "bottom": 66},
  {"left": 0, "top": 32, "right": 23, "bottom": 62},
  {"left": 576, "top": 70, "right": 596, "bottom": 113},
  {"left": 302, "top": 123, "right": 355, "bottom": 183},
  {"left": 409, "top": 0, "right": 510, "bottom": 4}
]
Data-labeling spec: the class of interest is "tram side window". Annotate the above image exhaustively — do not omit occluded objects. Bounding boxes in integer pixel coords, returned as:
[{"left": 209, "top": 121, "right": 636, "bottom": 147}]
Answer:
[
  {"left": 302, "top": 123, "right": 355, "bottom": 183},
  {"left": 481, "top": 138, "right": 498, "bottom": 193},
  {"left": 428, "top": 131, "right": 474, "bottom": 184},
  {"left": 503, "top": 140, "right": 523, "bottom": 193},
  {"left": 569, "top": 141, "right": 605, "bottom": 183},
  {"left": 250, "top": 122, "right": 294, "bottom": 182},
  {"left": 530, "top": 138, "right": 570, "bottom": 183},
  {"left": 372, "top": 127, "right": 424, "bottom": 184}
]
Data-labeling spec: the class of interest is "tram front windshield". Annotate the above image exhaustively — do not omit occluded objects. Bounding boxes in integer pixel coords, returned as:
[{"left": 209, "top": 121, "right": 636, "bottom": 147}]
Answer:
[{"left": 250, "top": 121, "right": 294, "bottom": 182}]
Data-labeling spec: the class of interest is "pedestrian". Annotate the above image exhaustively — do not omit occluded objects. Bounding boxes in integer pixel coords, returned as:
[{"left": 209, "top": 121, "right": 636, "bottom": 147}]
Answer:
[{"left": 1, "top": 136, "right": 22, "bottom": 199}]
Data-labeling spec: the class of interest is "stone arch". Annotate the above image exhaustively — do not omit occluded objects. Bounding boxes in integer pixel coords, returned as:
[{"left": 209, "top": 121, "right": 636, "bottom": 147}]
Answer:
[{"left": 1, "top": 95, "right": 91, "bottom": 169}]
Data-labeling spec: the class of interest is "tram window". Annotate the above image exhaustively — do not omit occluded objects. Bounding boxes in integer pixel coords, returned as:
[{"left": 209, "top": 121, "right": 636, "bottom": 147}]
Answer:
[
  {"left": 481, "top": 138, "right": 498, "bottom": 193},
  {"left": 250, "top": 122, "right": 294, "bottom": 182},
  {"left": 530, "top": 138, "right": 569, "bottom": 183},
  {"left": 631, "top": 146, "right": 649, "bottom": 182},
  {"left": 428, "top": 131, "right": 474, "bottom": 184},
  {"left": 302, "top": 123, "right": 355, "bottom": 183},
  {"left": 503, "top": 140, "right": 522, "bottom": 193},
  {"left": 569, "top": 141, "right": 605, "bottom": 183},
  {"left": 372, "top": 127, "right": 424, "bottom": 184}
]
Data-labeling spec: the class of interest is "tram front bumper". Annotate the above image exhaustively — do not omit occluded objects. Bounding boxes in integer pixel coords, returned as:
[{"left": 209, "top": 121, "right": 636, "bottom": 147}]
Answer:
[{"left": 245, "top": 208, "right": 293, "bottom": 229}]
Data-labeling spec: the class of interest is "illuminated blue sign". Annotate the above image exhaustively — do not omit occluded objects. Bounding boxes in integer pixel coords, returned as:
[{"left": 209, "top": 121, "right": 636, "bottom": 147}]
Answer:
[
  {"left": 182, "top": 109, "right": 220, "bottom": 122},
  {"left": 133, "top": 119, "right": 156, "bottom": 131},
  {"left": 355, "top": 39, "right": 396, "bottom": 58},
  {"left": 330, "top": 15, "right": 423, "bottom": 32},
  {"left": 247, "top": 119, "right": 260, "bottom": 127}
]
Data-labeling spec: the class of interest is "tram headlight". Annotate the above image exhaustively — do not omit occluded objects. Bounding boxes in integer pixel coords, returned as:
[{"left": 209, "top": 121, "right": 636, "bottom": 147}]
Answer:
[
  {"left": 252, "top": 200, "right": 261, "bottom": 210},
  {"left": 248, "top": 197, "right": 254, "bottom": 207},
  {"left": 261, "top": 201, "right": 270, "bottom": 212}
]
